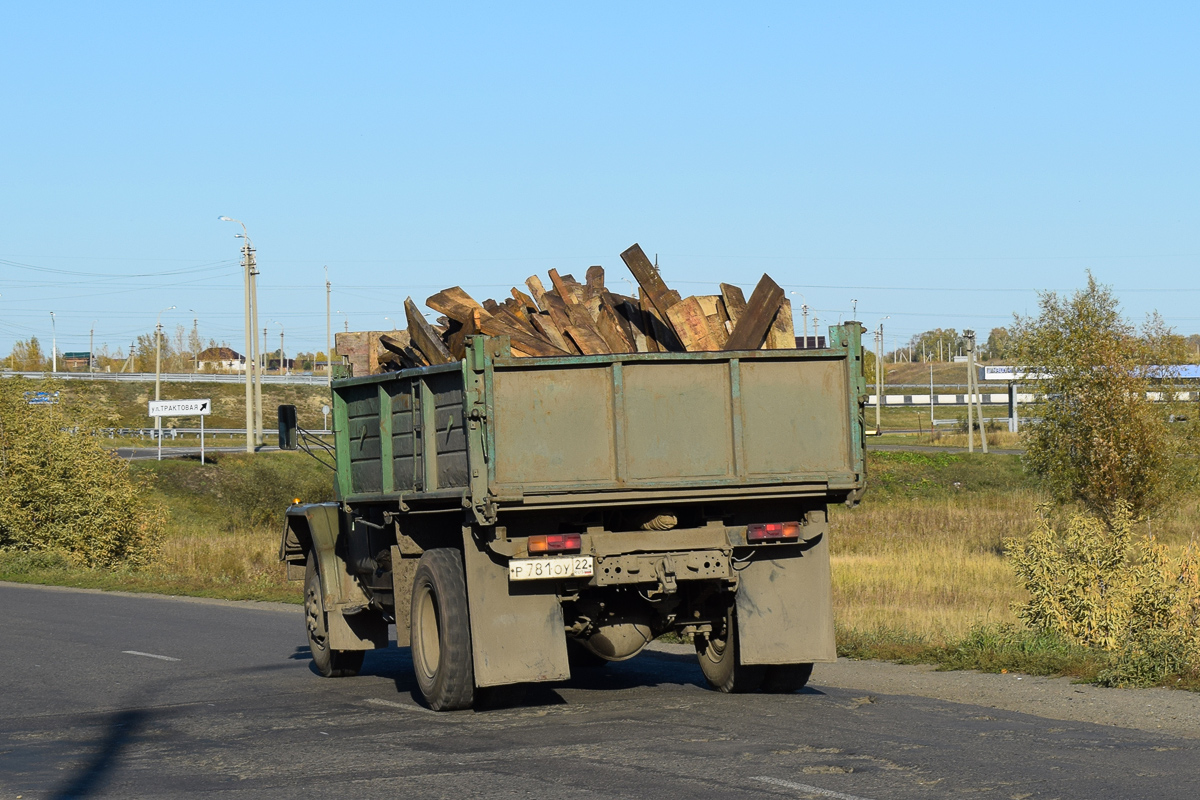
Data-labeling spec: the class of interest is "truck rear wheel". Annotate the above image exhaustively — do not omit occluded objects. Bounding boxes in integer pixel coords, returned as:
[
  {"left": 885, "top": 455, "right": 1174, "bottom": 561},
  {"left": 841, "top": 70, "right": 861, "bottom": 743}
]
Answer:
[
  {"left": 762, "top": 663, "right": 814, "bottom": 693},
  {"left": 305, "top": 553, "right": 365, "bottom": 678},
  {"left": 410, "top": 548, "right": 475, "bottom": 711},
  {"left": 696, "top": 606, "right": 765, "bottom": 693}
]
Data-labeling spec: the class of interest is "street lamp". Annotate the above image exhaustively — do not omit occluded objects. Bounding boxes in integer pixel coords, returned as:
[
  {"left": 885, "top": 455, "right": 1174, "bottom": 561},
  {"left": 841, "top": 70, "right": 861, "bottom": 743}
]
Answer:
[
  {"left": 154, "top": 305, "right": 176, "bottom": 435},
  {"left": 337, "top": 310, "right": 349, "bottom": 333},
  {"left": 219, "top": 216, "right": 259, "bottom": 453},
  {"left": 188, "top": 309, "right": 199, "bottom": 371},
  {"left": 49, "top": 312, "right": 56, "bottom": 373}
]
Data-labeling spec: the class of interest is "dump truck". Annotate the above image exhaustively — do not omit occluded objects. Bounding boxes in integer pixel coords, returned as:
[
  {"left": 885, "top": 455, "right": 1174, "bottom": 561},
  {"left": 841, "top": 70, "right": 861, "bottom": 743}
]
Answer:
[{"left": 279, "top": 327, "right": 867, "bottom": 710}]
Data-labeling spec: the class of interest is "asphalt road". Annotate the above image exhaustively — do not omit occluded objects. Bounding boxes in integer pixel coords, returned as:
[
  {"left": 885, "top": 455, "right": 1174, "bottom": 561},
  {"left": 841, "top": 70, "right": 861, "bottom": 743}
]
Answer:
[{"left": 2, "top": 583, "right": 1196, "bottom": 799}]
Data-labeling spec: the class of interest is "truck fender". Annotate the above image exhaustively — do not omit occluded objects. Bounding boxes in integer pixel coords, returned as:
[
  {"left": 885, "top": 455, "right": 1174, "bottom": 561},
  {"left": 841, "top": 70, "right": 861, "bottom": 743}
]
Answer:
[
  {"left": 282, "top": 504, "right": 383, "bottom": 651},
  {"left": 281, "top": 503, "right": 341, "bottom": 597}
]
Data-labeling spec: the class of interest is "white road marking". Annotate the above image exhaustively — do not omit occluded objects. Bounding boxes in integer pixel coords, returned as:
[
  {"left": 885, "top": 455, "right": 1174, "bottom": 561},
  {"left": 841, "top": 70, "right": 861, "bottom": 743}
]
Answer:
[
  {"left": 121, "top": 650, "right": 181, "bottom": 662},
  {"left": 752, "top": 776, "right": 877, "bottom": 800}
]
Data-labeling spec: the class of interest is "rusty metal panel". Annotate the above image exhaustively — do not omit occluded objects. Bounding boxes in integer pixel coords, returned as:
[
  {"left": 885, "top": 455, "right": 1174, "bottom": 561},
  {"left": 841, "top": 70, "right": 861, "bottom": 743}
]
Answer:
[
  {"left": 740, "top": 359, "right": 851, "bottom": 476},
  {"left": 492, "top": 365, "right": 616, "bottom": 486},
  {"left": 622, "top": 361, "right": 734, "bottom": 480}
]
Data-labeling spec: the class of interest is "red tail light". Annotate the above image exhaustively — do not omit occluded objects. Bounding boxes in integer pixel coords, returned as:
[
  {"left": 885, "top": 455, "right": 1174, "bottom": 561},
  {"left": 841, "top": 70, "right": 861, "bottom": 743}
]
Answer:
[
  {"left": 528, "top": 533, "right": 582, "bottom": 554},
  {"left": 746, "top": 522, "right": 802, "bottom": 543}
]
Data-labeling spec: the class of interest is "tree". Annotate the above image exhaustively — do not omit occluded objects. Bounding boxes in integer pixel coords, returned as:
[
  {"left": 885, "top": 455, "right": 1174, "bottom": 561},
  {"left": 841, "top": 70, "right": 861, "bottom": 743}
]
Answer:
[
  {"left": 907, "top": 328, "right": 960, "bottom": 361},
  {"left": 1013, "top": 274, "right": 1190, "bottom": 521},
  {"left": 984, "top": 327, "right": 1012, "bottom": 361},
  {"left": 0, "top": 378, "right": 164, "bottom": 565},
  {"left": 7, "top": 337, "right": 47, "bottom": 371}
]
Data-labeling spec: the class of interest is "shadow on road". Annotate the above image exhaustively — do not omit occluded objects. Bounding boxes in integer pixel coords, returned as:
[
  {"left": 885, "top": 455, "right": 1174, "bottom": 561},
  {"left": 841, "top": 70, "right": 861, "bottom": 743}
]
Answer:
[{"left": 49, "top": 707, "right": 151, "bottom": 799}]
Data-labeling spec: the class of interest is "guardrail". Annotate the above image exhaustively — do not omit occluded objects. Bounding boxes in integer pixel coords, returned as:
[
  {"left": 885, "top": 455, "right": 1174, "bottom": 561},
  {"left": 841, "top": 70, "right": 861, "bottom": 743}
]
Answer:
[
  {"left": 2, "top": 371, "right": 330, "bottom": 385},
  {"left": 101, "top": 428, "right": 333, "bottom": 439}
]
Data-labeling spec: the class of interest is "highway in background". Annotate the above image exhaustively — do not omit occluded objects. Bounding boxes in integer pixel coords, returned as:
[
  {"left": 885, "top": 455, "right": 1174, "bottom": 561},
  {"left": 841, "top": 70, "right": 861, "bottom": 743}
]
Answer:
[{"left": 1, "top": 583, "right": 1194, "bottom": 799}]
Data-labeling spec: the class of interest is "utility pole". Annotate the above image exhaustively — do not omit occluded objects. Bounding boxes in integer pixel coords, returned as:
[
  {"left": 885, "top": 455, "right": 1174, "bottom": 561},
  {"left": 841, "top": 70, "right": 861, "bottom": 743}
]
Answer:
[
  {"left": 325, "top": 266, "right": 332, "bottom": 387},
  {"left": 263, "top": 326, "right": 269, "bottom": 377},
  {"left": 277, "top": 323, "right": 285, "bottom": 375},
  {"left": 89, "top": 325, "right": 94, "bottom": 375},
  {"left": 220, "top": 216, "right": 256, "bottom": 454},
  {"left": 50, "top": 312, "right": 57, "bottom": 373},
  {"left": 963, "top": 330, "right": 988, "bottom": 454},
  {"left": 250, "top": 250, "right": 263, "bottom": 446},
  {"left": 874, "top": 317, "right": 889, "bottom": 433},
  {"left": 875, "top": 327, "right": 882, "bottom": 432},
  {"left": 154, "top": 305, "right": 176, "bottom": 436}
]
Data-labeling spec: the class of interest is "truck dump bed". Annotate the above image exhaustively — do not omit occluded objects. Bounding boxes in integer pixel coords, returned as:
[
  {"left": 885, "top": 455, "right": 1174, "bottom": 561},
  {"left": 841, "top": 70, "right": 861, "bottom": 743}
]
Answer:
[{"left": 331, "top": 325, "right": 866, "bottom": 517}]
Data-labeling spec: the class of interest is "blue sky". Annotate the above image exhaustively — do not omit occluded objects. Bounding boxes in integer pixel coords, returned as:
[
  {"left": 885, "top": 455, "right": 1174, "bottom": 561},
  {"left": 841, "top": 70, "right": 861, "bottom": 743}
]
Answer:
[{"left": 2, "top": 2, "right": 1197, "bottom": 361}]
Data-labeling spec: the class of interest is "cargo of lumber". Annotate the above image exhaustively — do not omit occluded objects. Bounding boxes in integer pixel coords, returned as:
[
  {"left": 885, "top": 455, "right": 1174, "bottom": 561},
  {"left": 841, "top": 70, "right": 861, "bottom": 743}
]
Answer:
[{"left": 345, "top": 243, "right": 807, "bottom": 375}]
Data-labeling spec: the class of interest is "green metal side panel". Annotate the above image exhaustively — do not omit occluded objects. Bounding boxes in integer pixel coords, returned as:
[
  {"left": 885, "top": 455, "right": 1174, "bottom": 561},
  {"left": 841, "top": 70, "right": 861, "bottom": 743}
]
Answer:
[
  {"left": 488, "top": 349, "right": 858, "bottom": 494},
  {"left": 329, "top": 327, "right": 866, "bottom": 508},
  {"left": 739, "top": 359, "right": 851, "bottom": 476}
]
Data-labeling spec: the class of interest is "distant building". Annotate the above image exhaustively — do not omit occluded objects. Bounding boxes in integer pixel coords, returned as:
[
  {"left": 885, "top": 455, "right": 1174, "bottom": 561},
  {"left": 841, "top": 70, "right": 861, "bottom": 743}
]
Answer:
[
  {"left": 197, "top": 347, "right": 246, "bottom": 372},
  {"left": 62, "top": 352, "right": 91, "bottom": 370}
]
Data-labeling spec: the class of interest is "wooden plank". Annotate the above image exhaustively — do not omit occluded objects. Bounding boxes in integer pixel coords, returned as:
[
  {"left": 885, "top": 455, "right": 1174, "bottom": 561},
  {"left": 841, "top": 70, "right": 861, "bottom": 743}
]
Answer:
[
  {"left": 720, "top": 283, "right": 747, "bottom": 328},
  {"left": 725, "top": 274, "right": 785, "bottom": 351},
  {"left": 605, "top": 291, "right": 637, "bottom": 346},
  {"left": 666, "top": 296, "right": 723, "bottom": 352},
  {"left": 595, "top": 301, "right": 634, "bottom": 353},
  {"left": 444, "top": 310, "right": 481, "bottom": 360},
  {"left": 765, "top": 298, "right": 795, "bottom": 349},
  {"left": 378, "top": 331, "right": 426, "bottom": 370},
  {"left": 585, "top": 265, "right": 605, "bottom": 300},
  {"left": 695, "top": 295, "right": 730, "bottom": 348},
  {"left": 477, "top": 314, "right": 571, "bottom": 357},
  {"left": 619, "top": 243, "right": 681, "bottom": 320},
  {"left": 426, "top": 287, "right": 486, "bottom": 324},
  {"left": 482, "top": 298, "right": 501, "bottom": 314},
  {"left": 405, "top": 297, "right": 455, "bottom": 365},
  {"left": 511, "top": 287, "right": 541, "bottom": 314},
  {"left": 525, "top": 275, "right": 551, "bottom": 309},
  {"left": 637, "top": 292, "right": 663, "bottom": 352},
  {"left": 548, "top": 269, "right": 587, "bottom": 306},
  {"left": 565, "top": 325, "right": 610, "bottom": 355},
  {"left": 529, "top": 311, "right": 577, "bottom": 354},
  {"left": 492, "top": 304, "right": 541, "bottom": 337},
  {"left": 619, "top": 299, "right": 649, "bottom": 352},
  {"left": 539, "top": 291, "right": 582, "bottom": 350}
]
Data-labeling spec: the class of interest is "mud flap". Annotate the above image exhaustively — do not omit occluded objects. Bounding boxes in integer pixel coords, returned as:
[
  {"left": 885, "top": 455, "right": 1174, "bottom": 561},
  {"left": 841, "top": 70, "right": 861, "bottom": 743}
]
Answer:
[
  {"left": 461, "top": 529, "right": 571, "bottom": 687},
  {"left": 328, "top": 608, "right": 389, "bottom": 651},
  {"left": 735, "top": 532, "right": 837, "bottom": 665}
]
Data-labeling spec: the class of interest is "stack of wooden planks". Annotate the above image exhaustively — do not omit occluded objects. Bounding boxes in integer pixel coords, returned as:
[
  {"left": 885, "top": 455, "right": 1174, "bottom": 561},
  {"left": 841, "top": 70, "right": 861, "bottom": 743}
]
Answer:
[{"left": 370, "top": 243, "right": 798, "bottom": 372}]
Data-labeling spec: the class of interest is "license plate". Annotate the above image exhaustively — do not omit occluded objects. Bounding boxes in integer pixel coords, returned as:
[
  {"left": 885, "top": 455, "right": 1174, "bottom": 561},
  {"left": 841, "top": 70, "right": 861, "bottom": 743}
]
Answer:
[{"left": 508, "top": 555, "right": 594, "bottom": 582}]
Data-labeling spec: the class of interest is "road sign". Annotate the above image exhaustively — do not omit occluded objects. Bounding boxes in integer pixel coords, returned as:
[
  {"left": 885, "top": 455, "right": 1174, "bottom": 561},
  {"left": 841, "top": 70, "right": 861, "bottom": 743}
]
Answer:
[
  {"left": 25, "top": 391, "right": 59, "bottom": 405},
  {"left": 148, "top": 399, "right": 212, "bottom": 417}
]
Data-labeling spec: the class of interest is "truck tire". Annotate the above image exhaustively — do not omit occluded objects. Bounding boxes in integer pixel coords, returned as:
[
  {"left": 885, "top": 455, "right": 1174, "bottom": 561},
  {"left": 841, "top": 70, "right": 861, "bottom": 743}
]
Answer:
[
  {"left": 696, "top": 606, "right": 765, "bottom": 693},
  {"left": 762, "top": 663, "right": 814, "bottom": 693},
  {"left": 410, "top": 548, "right": 475, "bottom": 711},
  {"left": 305, "top": 553, "right": 365, "bottom": 678}
]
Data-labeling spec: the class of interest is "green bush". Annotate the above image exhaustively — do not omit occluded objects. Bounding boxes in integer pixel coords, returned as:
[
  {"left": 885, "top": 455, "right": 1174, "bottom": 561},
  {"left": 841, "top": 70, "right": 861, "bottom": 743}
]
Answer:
[
  {"left": 1005, "top": 503, "right": 1200, "bottom": 686},
  {"left": 0, "top": 378, "right": 164, "bottom": 567}
]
